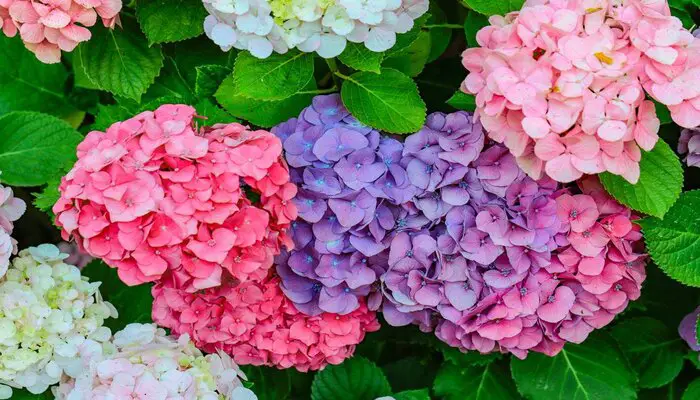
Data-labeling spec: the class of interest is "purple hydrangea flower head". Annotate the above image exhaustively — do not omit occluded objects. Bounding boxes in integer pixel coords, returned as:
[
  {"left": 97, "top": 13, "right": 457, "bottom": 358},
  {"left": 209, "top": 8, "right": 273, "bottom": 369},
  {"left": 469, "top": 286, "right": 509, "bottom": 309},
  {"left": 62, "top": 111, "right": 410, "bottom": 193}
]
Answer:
[
  {"left": 679, "top": 306, "right": 700, "bottom": 351},
  {"left": 679, "top": 128, "right": 700, "bottom": 168},
  {"left": 273, "top": 94, "right": 415, "bottom": 315}
]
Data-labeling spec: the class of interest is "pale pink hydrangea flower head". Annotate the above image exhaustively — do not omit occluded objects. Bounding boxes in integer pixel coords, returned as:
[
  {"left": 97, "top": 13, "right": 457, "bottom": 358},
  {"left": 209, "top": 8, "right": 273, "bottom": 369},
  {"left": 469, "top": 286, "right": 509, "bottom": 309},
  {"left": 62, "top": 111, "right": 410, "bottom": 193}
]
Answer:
[
  {"left": 461, "top": 0, "right": 700, "bottom": 183},
  {"left": 52, "top": 323, "right": 257, "bottom": 400},
  {"left": 54, "top": 104, "right": 298, "bottom": 290},
  {"left": 151, "top": 273, "right": 380, "bottom": 372},
  {"left": 0, "top": 0, "right": 122, "bottom": 63}
]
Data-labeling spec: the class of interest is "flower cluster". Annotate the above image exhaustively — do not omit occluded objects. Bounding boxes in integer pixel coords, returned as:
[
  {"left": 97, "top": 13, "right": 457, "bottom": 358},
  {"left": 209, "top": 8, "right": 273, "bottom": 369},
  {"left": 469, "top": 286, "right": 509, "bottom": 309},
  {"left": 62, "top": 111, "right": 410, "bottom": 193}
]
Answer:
[
  {"left": 0, "top": 244, "right": 117, "bottom": 399},
  {"left": 383, "top": 171, "right": 646, "bottom": 358},
  {"left": 271, "top": 94, "right": 429, "bottom": 315},
  {"left": 202, "top": 0, "right": 429, "bottom": 58},
  {"left": 54, "top": 104, "right": 297, "bottom": 290},
  {"left": 0, "top": 179, "right": 25, "bottom": 278},
  {"left": 151, "top": 273, "right": 380, "bottom": 372},
  {"left": 52, "top": 323, "right": 257, "bottom": 400},
  {"left": 460, "top": 0, "right": 700, "bottom": 183},
  {"left": 679, "top": 127, "right": 700, "bottom": 168},
  {"left": 0, "top": 0, "right": 122, "bottom": 63},
  {"left": 273, "top": 100, "right": 647, "bottom": 358}
]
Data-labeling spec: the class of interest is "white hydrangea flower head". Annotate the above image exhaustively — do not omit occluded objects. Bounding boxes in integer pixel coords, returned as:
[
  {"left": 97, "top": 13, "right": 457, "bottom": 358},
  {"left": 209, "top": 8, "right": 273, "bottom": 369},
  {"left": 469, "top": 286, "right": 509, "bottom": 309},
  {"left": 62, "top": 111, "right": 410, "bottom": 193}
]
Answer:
[
  {"left": 0, "top": 244, "right": 117, "bottom": 399},
  {"left": 53, "top": 323, "right": 257, "bottom": 400},
  {"left": 202, "top": 0, "right": 429, "bottom": 58}
]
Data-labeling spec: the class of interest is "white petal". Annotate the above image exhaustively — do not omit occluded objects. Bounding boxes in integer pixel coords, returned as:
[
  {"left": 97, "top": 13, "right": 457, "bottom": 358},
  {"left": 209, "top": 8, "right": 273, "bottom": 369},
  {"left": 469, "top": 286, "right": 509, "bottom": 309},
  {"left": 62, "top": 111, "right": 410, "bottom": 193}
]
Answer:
[
  {"left": 317, "top": 34, "right": 347, "bottom": 58},
  {"left": 365, "top": 27, "right": 395, "bottom": 52}
]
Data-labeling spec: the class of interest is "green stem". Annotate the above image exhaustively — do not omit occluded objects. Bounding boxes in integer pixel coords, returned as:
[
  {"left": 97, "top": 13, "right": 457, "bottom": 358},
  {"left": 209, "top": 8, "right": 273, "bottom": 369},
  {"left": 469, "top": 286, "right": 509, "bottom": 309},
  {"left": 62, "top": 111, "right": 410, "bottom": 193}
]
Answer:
[
  {"left": 334, "top": 71, "right": 351, "bottom": 80},
  {"left": 423, "top": 23, "right": 464, "bottom": 29},
  {"left": 298, "top": 86, "right": 339, "bottom": 95},
  {"left": 325, "top": 59, "right": 342, "bottom": 88}
]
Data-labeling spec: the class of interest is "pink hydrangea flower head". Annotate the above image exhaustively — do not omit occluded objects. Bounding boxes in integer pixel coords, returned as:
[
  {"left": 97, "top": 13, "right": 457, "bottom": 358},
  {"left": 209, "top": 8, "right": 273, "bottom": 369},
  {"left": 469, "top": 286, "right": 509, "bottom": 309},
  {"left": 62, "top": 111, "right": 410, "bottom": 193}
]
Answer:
[
  {"left": 460, "top": 0, "right": 700, "bottom": 183},
  {"left": 54, "top": 104, "right": 297, "bottom": 290},
  {"left": 0, "top": 178, "right": 25, "bottom": 278},
  {"left": 0, "top": 0, "right": 122, "bottom": 63},
  {"left": 151, "top": 273, "right": 380, "bottom": 372}
]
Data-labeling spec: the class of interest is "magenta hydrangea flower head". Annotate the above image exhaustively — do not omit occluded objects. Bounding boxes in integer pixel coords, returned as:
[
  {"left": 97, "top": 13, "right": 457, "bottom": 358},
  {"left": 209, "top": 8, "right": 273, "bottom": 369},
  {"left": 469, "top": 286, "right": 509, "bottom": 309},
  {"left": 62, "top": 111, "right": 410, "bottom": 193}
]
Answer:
[
  {"left": 54, "top": 104, "right": 297, "bottom": 290},
  {"left": 0, "top": 0, "right": 122, "bottom": 63},
  {"left": 151, "top": 272, "right": 380, "bottom": 372},
  {"left": 373, "top": 124, "right": 646, "bottom": 358},
  {"left": 679, "top": 127, "right": 700, "bottom": 168},
  {"left": 271, "top": 94, "right": 426, "bottom": 315},
  {"left": 460, "top": 0, "right": 700, "bottom": 184}
]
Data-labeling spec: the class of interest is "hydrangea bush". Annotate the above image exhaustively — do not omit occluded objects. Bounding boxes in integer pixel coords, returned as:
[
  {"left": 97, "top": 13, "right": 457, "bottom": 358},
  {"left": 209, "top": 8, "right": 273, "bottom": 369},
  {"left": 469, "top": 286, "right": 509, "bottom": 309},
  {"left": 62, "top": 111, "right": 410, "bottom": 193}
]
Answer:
[{"left": 1, "top": 0, "right": 700, "bottom": 399}]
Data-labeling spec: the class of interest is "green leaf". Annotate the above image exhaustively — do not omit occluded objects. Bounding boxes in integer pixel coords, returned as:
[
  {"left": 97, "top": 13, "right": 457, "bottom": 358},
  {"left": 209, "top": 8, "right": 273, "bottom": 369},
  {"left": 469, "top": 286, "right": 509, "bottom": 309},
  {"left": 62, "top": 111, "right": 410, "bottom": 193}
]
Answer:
[
  {"left": 433, "top": 361, "right": 518, "bottom": 400},
  {"left": 383, "top": 31, "right": 432, "bottom": 77},
  {"left": 683, "top": 378, "right": 700, "bottom": 400},
  {"left": 136, "top": 0, "right": 207, "bottom": 44},
  {"left": 441, "top": 346, "right": 502, "bottom": 367},
  {"left": 0, "top": 112, "right": 82, "bottom": 187},
  {"left": 228, "top": 51, "right": 315, "bottom": 100},
  {"left": 79, "top": 20, "right": 164, "bottom": 100},
  {"left": 81, "top": 260, "right": 153, "bottom": 332},
  {"left": 194, "top": 98, "right": 239, "bottom": 127},
  {"left": 71, "top": 46, "right": 100, "bottom": 90},
  {"left": 32, "top": 177, "right": 61, "bottom": 218},
  {"left": 511, "top": 332, "right": 637, "bottom": 400},
  {"left": 92, "top": 103, "right": 134, "bottom": 131},
  {"left": 338, "top": 42, "right": 384, "bottom": 73},
  {"left": 611, "top": 317, "right": 685, "bottom": 388},
  {"left": 426, "top": 3, "right": 452, "bottom": 62},
  {"left": 243, "top": 366, "right": 292, "bottom": 400},
  {"left": 10, "top": 389, "right": 53, "bottom": 399},
  {"left": 195, "top": 65, "right": 232, "bottom": 98},
  {"left": 638, "top": 191, "right": 700, "bottom": 287},
  {"left": 654, "top": 100, "right": 673, "bottom": 125},
  {"left": 464, "top": 11, "right": 490, "bottom": 48},
  {"left": 311, "top": 356, "right": 392, "bottom": 400},
  {"left": 216, "top": 76, "right": 316, "bottom": 128},
  {"left": 599, "top": 139, "right": 682, "bottom": 218},
  {"left": 340, "top": 68, "right": 426, "bottom": 134},
  {"left": 446, "top": 91, "right": 476, "bottom": 112},
  {"left": 392, "top": 389, "right": 431, "bottom": 400},
  {"left": 0, "top": 35, "right": 75, "bottom": 117},
  {"left": 464, "top": 0, "right": 525, "bottom": 16}
]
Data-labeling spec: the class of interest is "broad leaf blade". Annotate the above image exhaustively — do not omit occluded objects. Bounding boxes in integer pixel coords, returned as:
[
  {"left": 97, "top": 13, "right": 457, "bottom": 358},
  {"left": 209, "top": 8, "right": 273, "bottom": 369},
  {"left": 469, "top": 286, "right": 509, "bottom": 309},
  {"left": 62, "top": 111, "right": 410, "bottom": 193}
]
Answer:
[
  {"left": 338, "top": 42, "right": 384, "bottom": 73},
  {"left": 511, "top": 332, "right": 637, "bottom": 400},
  {"left": 611, "top": 317, "right": 685, "bottom": 388},
  {"left": 638, "top": 190, "right": 700, "bottom": 287},
  {"left": 229, "top": 51, "right": 315, "bottom": 101},
  {"left": 434, "top": 361, "right": 518, "bottom": 400},
  {"left": 600, "top": 139, "right": 682, "bottom": 218},
  {"left": 311, "top": 356, "right": 391, "bottom": 400},
  {"left": 464, "top": 0, "right": 525, "bottom": 16},
  {"left": 80, "top": 20, "right": 164, "bottom": 100},
  {"left": 0, "top": 35, "right": 75, "bottom": 116},
  {"left": 340, "top": 68, "right": 426, "bottom": 134},
  {"left": 136, "top": 0, "right": 207, "bottom": 44},
  {"left": 0, "top": 112, "right": 82, "bottom": 186}
]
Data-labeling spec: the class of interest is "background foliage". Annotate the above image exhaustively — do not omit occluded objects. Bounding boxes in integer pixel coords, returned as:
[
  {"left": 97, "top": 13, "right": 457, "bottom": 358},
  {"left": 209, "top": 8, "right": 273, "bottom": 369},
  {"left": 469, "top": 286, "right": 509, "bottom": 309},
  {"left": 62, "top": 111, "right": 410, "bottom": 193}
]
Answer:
[{"left": 1, "top": 0, "right": 699, "bottom": 398}]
